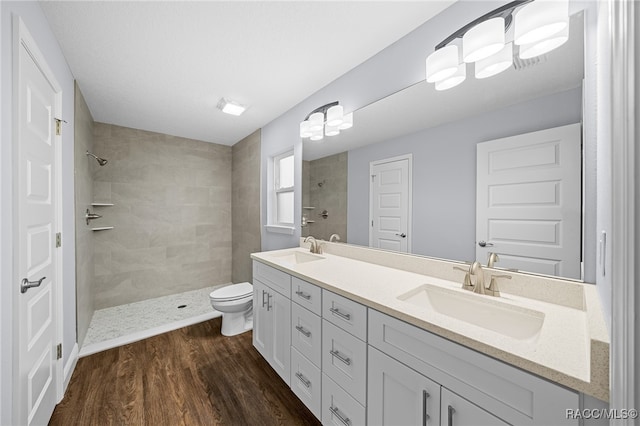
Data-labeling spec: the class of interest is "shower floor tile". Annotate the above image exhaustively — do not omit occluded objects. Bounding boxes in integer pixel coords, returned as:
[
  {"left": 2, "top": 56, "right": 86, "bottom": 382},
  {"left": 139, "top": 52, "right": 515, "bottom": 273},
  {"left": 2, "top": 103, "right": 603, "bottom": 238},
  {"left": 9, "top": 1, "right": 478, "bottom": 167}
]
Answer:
[{"left": 80, "top": 285, "right": 226, "bottom": 356}]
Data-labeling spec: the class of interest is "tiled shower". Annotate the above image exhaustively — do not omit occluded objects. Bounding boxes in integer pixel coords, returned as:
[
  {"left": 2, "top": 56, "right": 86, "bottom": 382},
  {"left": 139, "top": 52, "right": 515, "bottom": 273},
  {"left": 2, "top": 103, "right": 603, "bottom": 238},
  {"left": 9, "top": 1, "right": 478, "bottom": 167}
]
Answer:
[{"left": 74, "top": 85, "right": 261, "bottom": 350}]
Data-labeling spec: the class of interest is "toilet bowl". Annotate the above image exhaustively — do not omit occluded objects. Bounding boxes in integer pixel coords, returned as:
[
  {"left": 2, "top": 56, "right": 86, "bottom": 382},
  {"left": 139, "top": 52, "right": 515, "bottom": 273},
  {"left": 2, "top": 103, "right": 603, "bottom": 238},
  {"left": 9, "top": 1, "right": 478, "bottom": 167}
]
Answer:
[{"left": 209, "top": 282, "right": 253, "bottom": 336}]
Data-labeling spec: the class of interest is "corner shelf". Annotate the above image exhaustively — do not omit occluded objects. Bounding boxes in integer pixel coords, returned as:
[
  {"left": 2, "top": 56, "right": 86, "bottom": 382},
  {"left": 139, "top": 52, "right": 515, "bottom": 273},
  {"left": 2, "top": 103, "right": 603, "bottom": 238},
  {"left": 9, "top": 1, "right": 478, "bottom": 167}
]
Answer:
[
  {"left": 91, "top": 227, "right": 114, "bottom": 231},
  {"left": 303, "top": 206, "right": 315, "bottom": 210},
  {"left": 91, "top": 203, "right": 114, "bottom": 207}
]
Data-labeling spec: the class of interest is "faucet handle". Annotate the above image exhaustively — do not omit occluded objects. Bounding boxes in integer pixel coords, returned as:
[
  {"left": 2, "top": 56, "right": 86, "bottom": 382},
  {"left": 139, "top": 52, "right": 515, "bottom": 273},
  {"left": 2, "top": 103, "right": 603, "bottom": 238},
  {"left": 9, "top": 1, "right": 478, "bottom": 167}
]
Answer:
[
  {"left": 453, "top": 266, "right": 473, "bottom": 289},
  {"left": 487, "top": 274, "right": 511, "bottom": 297}
]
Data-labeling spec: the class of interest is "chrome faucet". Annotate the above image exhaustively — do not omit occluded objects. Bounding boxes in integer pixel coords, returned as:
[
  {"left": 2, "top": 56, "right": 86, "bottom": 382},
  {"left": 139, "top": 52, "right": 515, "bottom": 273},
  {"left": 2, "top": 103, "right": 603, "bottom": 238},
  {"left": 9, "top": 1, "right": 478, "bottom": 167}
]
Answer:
[
  {"left": 329, "top": 233, "right": 341, "bottom": 243},
  {"left": 304, "top": 236, "right": 322, "bottom": 254},
  {"left": 487, "top": 252, "right": 499, "bottom": 268}
]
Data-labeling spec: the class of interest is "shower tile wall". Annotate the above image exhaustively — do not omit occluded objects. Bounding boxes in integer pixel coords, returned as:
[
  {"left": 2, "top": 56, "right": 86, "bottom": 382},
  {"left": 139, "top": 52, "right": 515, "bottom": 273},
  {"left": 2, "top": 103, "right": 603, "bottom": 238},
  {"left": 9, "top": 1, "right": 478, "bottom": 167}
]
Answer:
[
  {"left": 302, "top": 152, "right": 348, "bottom": 241},
  {"left": 92, "top": 123, "right": 232, "bottom": 309},
  {"left": 231, "top": 129, "right": 261, "bottom": 284},
  {"left": 74, "top": 83, "right": 95, "bottom": 346}
]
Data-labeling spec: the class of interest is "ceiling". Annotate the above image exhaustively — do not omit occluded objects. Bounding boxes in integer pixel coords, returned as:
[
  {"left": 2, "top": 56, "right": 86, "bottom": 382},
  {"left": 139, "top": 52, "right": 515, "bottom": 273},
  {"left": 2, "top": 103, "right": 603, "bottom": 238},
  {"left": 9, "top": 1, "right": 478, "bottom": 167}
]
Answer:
[{"left": 39, "top": 1, "right": 455, "bottom": 146}]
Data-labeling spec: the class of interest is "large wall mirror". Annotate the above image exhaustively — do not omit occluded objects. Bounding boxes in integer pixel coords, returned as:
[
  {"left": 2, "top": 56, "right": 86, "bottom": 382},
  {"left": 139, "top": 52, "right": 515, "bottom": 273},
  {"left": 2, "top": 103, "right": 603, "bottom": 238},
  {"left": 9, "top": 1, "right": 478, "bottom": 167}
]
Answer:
[{"left": 302, "top": 10, "right": 593, "bottom": 282}]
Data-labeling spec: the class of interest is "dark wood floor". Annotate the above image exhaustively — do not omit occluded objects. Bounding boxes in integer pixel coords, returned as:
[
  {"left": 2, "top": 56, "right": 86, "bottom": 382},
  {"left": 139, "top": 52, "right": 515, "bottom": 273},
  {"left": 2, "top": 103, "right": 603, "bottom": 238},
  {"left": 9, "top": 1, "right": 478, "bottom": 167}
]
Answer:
[{"left": 50, "top": 318, "right": 320, "bottom": 426}]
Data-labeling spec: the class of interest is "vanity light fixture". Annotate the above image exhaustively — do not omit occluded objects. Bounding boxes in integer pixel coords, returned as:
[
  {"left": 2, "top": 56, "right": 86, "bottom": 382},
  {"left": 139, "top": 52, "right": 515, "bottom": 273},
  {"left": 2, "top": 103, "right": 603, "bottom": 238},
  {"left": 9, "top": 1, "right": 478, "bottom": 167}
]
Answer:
[
  {"left": 217, "top": 98, "right": 247, "bottom": 116},
  {"left": 425, "top": 0, "right": 569, "bottom": 90},
  {"left": 299, "top": 101, "right": 354, "bottom": 141}
]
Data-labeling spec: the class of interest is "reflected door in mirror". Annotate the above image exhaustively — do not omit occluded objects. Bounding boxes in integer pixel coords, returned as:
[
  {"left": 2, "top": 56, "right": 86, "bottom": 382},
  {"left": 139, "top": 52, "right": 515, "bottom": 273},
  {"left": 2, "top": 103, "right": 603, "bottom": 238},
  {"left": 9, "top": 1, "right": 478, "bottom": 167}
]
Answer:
[
  {"left": 370, "top": 156, "right": 411, "bottom": 253},
  {"left": 476, "top": 123, "right": 582, "bottom": 279}
]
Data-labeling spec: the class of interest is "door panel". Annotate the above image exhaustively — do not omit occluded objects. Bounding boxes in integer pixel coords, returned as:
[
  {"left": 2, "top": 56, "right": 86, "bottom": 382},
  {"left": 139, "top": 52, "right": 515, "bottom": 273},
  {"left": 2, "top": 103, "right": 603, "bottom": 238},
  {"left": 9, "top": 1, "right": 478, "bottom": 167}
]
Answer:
[
  {"left": 368, "top": 346, "right": 441, "bottom": 426},
  {"left": 17, "top": 30, "right": 59, "bottom": 426},
  {"left": 370, "top": 157, "right": 411, "bottom": 253},
  {"left": 476, "top": 124, "right": 582, "bottom": 278}
]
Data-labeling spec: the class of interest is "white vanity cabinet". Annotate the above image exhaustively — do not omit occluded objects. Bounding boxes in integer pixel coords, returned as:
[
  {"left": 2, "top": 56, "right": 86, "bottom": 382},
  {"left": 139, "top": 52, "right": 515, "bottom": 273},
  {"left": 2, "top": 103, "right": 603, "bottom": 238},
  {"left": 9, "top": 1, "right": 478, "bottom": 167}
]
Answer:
[
  {"left": 252, "top": 258, "right": 584, "bottom": 426},
  {"left": 252, "top": 264, "right": 291, "bottom": 386},
  {"left": 368, "top": 309, "right": 579, "bottom": 426}
]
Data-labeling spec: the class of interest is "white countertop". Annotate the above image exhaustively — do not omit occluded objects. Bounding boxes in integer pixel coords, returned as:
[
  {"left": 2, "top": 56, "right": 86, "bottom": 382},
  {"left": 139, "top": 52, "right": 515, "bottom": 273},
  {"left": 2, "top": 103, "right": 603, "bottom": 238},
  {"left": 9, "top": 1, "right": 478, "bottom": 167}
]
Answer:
[{"left": 251, "top": 246, "right": 609, "bottom": 401}]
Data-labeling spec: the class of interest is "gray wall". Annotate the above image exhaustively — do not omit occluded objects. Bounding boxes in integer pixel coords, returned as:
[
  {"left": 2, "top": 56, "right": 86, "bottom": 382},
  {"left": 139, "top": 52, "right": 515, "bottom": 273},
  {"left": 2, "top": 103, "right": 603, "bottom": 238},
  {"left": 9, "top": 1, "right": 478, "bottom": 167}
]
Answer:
[
  {"left": 302, "top": 152, "right": 348, "bottom": 242},
  {"left": 92, "top": 123, "right": 232, "bottom": 309},
  {"left": 232, "top": 129, "right": 261, "bottom": 284},
  {"left": 348, "top": 88, "right": 583, "bottom": 266},
  {"left": 74, "top": 83, "right": 95, "bottom": 347}
]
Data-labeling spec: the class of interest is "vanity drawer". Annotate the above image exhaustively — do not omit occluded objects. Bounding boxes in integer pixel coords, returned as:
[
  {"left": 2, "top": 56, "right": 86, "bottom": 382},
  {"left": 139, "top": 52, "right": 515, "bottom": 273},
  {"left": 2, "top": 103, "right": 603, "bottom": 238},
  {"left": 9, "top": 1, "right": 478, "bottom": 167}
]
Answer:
[
  {"left": 322, "top": 290, "right": 367, "bottom": 341},
  {"left": 322, "top": 373, "right": 366, "bottom": 426},
  {"left": 292, "top": 277, "right": 321, "bottom": 315},
  {"left": 291, "top": 302, "right": 322, "bottom": 368},
  {"left": 291, "top": 347, "right": 321, "bottom": 420},
  {"left": 322, "top": 320, "right": 367, "bottom": 405},
  {"left": 253, "top": 261, "right": 291, "bottom": 298}
]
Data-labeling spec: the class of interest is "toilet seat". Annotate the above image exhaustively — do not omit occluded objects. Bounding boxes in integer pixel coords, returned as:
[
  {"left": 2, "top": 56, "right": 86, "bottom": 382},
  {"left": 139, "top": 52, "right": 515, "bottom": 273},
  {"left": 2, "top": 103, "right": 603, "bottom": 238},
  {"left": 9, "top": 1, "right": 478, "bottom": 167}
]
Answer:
[{"left": 210, "top": 282, "right": 253, "bottom": 302}]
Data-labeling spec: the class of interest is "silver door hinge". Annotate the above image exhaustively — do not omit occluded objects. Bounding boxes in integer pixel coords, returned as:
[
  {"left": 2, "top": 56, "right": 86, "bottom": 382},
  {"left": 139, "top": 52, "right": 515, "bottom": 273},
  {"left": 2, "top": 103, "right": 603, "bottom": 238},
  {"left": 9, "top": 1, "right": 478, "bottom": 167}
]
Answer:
[
  {"left": 56, "top": 343, "right": 62, "bottom": 360},
  {"left": 54, "top": 118, "right": 67, "bottom": 136},
  {"left": 56, "top": 232, "right": 62, "bottom": 248}
]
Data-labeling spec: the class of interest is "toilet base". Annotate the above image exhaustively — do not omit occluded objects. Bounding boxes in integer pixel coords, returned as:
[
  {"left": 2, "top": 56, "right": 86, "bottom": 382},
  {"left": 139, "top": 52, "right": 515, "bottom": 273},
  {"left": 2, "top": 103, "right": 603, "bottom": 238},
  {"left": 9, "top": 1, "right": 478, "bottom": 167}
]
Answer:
[{"left": 220, "top": 309, "right": 253, "bottom": 337}]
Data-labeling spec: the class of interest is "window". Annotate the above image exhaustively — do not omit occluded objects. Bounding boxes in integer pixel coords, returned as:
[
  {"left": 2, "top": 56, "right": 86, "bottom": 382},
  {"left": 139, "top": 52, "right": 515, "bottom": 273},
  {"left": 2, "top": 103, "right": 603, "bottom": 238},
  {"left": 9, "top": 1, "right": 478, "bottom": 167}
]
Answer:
[{"left": 273, "top": 151, "right": 294, "bottom": 226}]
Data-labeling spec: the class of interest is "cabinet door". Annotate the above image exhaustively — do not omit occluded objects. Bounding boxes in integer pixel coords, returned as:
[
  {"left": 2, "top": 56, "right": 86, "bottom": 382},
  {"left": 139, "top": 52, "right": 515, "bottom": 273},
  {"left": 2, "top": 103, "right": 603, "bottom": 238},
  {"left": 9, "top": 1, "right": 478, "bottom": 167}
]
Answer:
[
  {"left": 440, "top": 388, "right": 509, "bottom": 426},
  {"left": 252, "top": 279, "right": 270, "bottom": 359},
  {"left": 269, "top": 289, "right": 291, "bottom": 385},
  {"left": 368, "top": 346, "right": 441, "bottom": 426}
]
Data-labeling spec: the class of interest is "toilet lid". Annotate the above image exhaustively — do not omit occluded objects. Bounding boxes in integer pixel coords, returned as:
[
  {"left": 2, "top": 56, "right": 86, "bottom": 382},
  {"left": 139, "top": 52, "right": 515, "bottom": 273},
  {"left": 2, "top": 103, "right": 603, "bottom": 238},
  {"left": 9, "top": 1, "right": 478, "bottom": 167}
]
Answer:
[{"left": 210, "top": 282, "right": 253, "bottom": 302}]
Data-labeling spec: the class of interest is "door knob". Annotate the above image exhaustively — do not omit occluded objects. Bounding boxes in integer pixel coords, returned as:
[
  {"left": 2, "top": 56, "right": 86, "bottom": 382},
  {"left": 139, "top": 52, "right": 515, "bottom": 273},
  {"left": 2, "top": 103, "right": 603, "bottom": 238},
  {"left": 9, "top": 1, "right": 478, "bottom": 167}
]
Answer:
[
  {"left": 395, "top": 233, "right": 407, "bottom": 238},
  {"left": 478, "top": 240, "right": 494, "bottom": 247},
  {"left": 21, "top": 276, "right": 45, "bottom": 294}
]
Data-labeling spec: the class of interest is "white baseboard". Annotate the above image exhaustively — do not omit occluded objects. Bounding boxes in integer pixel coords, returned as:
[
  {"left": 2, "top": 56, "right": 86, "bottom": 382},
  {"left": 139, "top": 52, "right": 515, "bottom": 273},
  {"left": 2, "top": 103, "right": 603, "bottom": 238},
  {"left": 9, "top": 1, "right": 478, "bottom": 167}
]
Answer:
[{"left": 78, "top": 311, "right": 221, "bottom": 358}]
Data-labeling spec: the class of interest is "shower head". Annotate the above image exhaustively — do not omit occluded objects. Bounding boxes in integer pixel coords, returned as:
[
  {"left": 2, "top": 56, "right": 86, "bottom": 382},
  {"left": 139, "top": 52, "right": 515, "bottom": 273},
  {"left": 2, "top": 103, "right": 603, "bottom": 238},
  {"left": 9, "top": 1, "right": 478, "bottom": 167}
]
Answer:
[{"left": 86, "top": 151, "right": 108, "bottom": 166}]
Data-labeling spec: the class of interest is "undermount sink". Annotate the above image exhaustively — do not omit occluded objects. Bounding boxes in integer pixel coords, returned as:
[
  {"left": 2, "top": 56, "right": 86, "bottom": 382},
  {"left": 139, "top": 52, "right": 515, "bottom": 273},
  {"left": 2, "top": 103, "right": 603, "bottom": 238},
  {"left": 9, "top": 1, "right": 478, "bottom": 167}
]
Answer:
[
  {"left": 398, "top": 284, "right": 545, "bottom": 340},
  {"left": 268, "top": 250, "right": 325, "bottom": 265}
]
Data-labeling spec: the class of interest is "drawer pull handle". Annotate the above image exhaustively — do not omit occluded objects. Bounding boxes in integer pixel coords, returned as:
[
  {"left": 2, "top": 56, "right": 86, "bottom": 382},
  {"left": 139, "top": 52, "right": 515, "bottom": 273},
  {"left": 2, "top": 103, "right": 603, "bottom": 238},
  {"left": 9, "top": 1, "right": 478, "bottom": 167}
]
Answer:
[
  {"left": 448, "top": 405, "right": 455, "bottom": 426},
  {"left": 295, "top": 325, "right": 311, "bottom": 337},
  {"left": 261, "top": 290, "right": 268, "bottom": 308},
  {"left": 295, "top": 290, "right": 311, "bottom": 300},
  {"left": 422, "top": 390, "right": 430, "bottom": 426},
  {"left": 329, "top": 349, "right": 351, "bottom": 366},
  {"left": 266, "top": 293, "right": 272, "bottom": 311},
  {"left": 329, "top": 307, "right": 351, "bottom": 321},
  {"left": 295, "top": 372, "right": 311, "bottom": 388},
  {"left": 329, "top": 405, "right": 351, "bottom": 426}
]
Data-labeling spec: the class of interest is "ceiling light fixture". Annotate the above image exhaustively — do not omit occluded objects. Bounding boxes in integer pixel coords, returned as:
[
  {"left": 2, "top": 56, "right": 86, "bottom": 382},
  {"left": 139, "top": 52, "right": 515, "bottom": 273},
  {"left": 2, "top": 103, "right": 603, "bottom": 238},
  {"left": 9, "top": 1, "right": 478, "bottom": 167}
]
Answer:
[
  {"left": 299, "top": 101, "right": 353, "bottom": 141},
  {"left": 425, "top": 0, "right": 569, "bottom": 91},
  {"left": 217, "top": 98, "right": 247, "bottom": 116}
]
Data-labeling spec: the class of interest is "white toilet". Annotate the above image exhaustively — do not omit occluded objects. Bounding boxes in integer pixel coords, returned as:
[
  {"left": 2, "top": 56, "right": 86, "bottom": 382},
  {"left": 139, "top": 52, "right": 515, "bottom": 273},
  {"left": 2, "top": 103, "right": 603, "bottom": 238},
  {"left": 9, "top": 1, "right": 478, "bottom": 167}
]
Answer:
[{"left": 209, "top": 282, "right": 253, "bottom": 336}]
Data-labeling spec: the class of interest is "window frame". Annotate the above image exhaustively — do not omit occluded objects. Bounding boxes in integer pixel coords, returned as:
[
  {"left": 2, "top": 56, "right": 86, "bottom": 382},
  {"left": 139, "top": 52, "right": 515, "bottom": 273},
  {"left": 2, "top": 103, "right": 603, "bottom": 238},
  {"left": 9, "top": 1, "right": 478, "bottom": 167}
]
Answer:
[{"left": 272, "top": 150, "right": 295, "bottom": 227}]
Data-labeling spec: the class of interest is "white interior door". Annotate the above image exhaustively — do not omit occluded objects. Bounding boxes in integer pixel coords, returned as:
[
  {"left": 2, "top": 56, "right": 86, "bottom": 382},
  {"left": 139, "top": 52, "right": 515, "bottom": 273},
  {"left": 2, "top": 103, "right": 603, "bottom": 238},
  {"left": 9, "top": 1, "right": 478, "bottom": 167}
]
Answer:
[
  {"left": 15, "top": 20, "right": 61, "bottom": 426},
  {"left": 476, "top": 123, "right": 582, "bottom": 279},
  {"left": 369, "top": 155, "right": 411, "bottom": 253}
]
